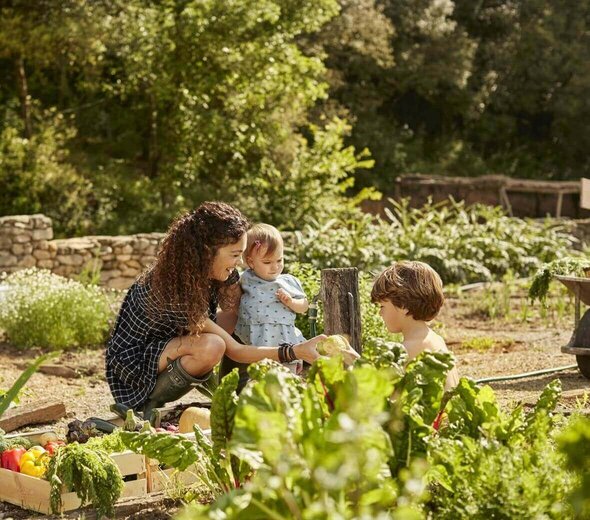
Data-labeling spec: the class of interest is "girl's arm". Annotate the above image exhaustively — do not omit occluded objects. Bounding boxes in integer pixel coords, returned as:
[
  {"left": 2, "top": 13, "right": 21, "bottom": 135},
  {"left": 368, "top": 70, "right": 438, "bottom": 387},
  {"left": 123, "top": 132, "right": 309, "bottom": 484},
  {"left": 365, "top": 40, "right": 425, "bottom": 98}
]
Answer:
[
  {"left": 202, "top": 318, "right": 323, "bottom": 364},
  {"left": 276, "top": 289, "right": 309, "bottom": 314}
]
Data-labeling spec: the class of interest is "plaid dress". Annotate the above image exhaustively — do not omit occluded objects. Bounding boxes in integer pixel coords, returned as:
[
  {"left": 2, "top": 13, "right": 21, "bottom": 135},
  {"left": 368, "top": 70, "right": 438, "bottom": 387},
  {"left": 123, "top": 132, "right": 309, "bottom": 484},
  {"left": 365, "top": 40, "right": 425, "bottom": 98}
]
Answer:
[{"left": 105, "top": 271, "right": 238, "bottom": 409}]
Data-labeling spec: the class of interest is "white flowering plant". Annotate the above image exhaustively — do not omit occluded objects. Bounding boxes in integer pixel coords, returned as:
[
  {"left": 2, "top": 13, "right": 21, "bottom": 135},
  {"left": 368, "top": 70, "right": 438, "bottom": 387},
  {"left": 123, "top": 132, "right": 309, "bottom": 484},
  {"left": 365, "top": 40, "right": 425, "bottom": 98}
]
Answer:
[{"left": 0, "top": 268, "right": 116, "bottom": 349}]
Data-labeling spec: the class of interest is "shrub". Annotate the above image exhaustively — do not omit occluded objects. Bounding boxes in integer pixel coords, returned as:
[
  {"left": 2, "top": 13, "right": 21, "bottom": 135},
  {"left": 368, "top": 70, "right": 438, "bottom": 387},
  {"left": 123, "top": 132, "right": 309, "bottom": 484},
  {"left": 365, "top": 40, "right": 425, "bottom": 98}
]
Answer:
[{"left": 0, "top": 268, "right": 116, "bottom": 349}]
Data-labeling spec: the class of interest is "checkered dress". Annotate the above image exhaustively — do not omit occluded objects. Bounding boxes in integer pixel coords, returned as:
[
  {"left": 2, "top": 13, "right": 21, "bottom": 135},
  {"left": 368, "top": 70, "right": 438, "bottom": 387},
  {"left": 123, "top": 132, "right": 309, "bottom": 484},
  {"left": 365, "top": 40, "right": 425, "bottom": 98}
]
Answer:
[{"left": 105, "top": 271, "right": 238, "bottom": 409}]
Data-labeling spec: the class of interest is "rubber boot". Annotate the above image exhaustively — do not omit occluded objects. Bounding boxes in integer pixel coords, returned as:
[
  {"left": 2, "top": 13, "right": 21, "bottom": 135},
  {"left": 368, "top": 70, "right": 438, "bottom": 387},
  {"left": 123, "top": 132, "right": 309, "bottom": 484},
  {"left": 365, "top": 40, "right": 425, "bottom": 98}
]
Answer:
[{"left": 142, "top": 357, "right": 216, "bottom": 424}]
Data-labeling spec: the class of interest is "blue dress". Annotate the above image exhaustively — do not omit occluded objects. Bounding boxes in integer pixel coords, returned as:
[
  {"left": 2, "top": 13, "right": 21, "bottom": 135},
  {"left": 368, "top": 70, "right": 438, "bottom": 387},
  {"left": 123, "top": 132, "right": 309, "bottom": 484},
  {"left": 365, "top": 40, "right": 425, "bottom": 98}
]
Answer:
[{"left": 235, "top": 269, "right": 306, "bottom": 346}]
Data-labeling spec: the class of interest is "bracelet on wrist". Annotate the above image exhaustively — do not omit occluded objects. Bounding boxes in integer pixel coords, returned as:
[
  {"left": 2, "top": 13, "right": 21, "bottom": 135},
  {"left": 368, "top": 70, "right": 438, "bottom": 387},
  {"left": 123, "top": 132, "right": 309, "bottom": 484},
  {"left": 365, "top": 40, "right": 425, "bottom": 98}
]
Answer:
[{"left": 279, "top": 342, "right": 295, "bottom": 363}]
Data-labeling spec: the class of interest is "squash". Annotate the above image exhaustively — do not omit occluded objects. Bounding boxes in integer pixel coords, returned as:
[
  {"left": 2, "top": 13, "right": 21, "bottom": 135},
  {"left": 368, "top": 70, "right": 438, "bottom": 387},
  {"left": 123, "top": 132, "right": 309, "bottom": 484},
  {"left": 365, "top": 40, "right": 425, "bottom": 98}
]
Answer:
[{"left": 178, "top": 407, "right": 211, "bottom": 433}]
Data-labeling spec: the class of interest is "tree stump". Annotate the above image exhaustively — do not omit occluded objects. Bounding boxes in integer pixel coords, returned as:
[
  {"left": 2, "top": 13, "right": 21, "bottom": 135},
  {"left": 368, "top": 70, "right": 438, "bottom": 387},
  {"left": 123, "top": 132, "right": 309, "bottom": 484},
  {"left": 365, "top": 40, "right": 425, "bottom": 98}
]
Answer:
[{"left": 320, "top": 268, "right": 362, "bottom": 353}]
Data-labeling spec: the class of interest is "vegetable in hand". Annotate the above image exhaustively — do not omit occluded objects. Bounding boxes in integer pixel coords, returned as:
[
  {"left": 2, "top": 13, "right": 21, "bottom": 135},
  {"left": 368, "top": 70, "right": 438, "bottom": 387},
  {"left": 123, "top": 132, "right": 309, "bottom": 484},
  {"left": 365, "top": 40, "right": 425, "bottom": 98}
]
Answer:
[{"left": 316, "top": 335, "right": 360, "bottom": 365}]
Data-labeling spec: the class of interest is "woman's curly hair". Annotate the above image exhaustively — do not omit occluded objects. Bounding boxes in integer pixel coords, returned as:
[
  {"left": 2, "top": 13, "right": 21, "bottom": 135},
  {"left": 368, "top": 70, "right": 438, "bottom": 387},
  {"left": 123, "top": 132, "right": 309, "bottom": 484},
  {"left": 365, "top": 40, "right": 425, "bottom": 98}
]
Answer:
[{"left": 140, "top": 202, "right": 250, "bottom": 334}]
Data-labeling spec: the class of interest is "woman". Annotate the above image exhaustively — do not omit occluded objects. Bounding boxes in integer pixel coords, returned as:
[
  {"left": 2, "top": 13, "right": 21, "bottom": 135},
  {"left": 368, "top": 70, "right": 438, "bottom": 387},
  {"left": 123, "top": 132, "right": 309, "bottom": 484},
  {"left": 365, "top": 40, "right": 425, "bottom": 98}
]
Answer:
[{"left": 106, "top": 202, "right": 323, "bottom": 421}]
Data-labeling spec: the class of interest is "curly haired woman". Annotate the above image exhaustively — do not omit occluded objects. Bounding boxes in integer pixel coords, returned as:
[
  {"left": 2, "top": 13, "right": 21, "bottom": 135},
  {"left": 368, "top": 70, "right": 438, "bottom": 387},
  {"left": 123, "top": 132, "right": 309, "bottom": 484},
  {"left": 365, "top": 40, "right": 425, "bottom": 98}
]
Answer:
[{"left": 106, "top": 202, "right": 324, "bottom": 422}]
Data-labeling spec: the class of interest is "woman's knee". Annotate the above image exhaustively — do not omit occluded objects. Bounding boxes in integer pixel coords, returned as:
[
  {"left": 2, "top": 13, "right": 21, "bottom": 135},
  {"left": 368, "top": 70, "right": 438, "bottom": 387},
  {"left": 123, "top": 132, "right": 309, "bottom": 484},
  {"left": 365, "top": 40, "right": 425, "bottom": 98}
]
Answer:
[{"left": 193, "top": 333, "right": 226, "bottom": 365}]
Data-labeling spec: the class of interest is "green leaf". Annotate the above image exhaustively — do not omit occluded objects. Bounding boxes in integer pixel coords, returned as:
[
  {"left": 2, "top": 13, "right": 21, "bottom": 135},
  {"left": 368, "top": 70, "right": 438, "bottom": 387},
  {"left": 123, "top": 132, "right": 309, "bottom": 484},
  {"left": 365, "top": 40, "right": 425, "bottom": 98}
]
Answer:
[
  {"left": 211, "top": 369, "right": 240, "bottom": 455},
  {"left": 0, "top": 351, "right": 58, "bottom": 417}
]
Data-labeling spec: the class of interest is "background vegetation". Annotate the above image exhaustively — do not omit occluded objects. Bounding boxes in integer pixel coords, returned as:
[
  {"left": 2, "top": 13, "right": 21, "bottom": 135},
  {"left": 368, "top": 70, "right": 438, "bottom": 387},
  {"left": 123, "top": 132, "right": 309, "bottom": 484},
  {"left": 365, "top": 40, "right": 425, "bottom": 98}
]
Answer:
[{"left": 2, "top": 0, "right": 589, "bottom": 236}]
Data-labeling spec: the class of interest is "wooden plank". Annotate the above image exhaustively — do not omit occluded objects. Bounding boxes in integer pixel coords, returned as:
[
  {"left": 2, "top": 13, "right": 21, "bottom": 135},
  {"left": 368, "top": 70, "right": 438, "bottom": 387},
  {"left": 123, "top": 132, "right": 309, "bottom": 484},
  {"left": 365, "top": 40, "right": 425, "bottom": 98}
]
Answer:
[
  {"left": 5, "top": 428, "right": 59, "bottom": 445},
  {"left": 59, "top": 491, "right": 177, "bottom": 520},
  {"left": 0, "top": 399, "right": 66, "bottom": 433},
  {"left": 582, "top": 178, "right": 590, "bottom": 210},
  {"left": 15, "top": 363, "right": 82, "bottom": 378},
  {"left": 111, "top": 451, "right": 146, "bottom": 476},
  {"left": 321, "top": 268, "right": 362, "bottom": 353},
  {"left": 561, "top": 345, "right": 590, "bottom": 356},
  {"left": 0, "top": 467, "right": 53, "bottom": 514},
  {"left": 149, "top": 464, "right": 198, "bottom": 493}
]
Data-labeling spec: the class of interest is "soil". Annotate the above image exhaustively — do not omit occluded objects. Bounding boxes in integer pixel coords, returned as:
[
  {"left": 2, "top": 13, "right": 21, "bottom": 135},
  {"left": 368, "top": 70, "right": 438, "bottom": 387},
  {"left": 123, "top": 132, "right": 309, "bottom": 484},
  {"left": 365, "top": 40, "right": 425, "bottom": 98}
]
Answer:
[{"left": 1, "top": 287, "right": 589, "bottom": 519}]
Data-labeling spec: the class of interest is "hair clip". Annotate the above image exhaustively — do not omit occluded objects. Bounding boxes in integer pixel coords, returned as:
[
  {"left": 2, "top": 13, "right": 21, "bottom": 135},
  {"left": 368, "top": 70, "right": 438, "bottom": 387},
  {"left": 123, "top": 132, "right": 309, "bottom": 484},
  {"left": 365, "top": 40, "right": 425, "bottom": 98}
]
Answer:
[{"left": 254, "top": 240, "right": 262, "bottom": 249}]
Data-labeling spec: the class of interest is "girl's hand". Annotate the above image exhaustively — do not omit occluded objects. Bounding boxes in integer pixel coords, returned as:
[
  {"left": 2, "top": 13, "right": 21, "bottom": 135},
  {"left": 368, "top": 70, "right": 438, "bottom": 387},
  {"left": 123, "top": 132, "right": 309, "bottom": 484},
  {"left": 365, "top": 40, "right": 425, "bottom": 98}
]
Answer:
[
  {"left": 276, "top": 288, "right": 292, "bottom": 306},
  {"left": 293, "top": 335, "right": 327, "bottom": 364}
]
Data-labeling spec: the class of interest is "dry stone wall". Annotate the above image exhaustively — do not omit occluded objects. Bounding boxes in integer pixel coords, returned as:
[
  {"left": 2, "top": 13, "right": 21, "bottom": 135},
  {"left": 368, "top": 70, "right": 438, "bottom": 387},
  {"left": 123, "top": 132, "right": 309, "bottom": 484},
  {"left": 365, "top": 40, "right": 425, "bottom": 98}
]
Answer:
[
  {"left": 2, "top": 212, "right": 589, "bottom": 289},
  {"left": 0, "top": 215, "right": 164, "bottom": 289}
]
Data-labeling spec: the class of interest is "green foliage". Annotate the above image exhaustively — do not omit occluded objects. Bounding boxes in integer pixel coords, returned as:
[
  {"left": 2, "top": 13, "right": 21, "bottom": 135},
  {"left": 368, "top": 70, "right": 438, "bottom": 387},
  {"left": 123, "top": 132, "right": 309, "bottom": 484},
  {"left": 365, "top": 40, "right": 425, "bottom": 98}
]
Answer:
[
  {"left": 0, "top": 268, "right": 115, "bottom": 349},
  {"left": 529, "top": 257, "right": 590, "bottom": 304},
  {"left": 320, "top": 0, "right": 590, "bottom": 185},
  {"left": 122, "top": 343, "right": 582, "bottom": 519},
  {"left": 182, "top": 358, "right": 425, "bottom": 519},
  {"left": 427, "top": 434, "right": 574, "bottom": 519},
  {"left": 0, "top": 106, "right": 92, "bottom": 236},
  {"left": 85, "top": 431, "right": 127, "bottom": 454},
  {"left": 2, "top": 0, "right": 590, "bottom": 236},
  {"left": 460, "top": 336, "right": 496, "bottom": 352},
  {"left": 0, "top": 352, "right": 57, "bottom": 417},
  {"left": 122, "top": 370, "right": 251, "bottom": 493},
  {"left": 386, "top": 352, "right": 453, "bottom": 474},
  {"left": 558, "top": 416, "right": 590, "bottom": 518},
  {"left": 289, "top": 198, "right": 576, "bottom": 284},
  {"left": 47, "top": 443, "right": 124, "bottom": 518},
  {"left": 428, "top": 380, "right": 573, "bottom": 519},
  {"left": 120, "top": 430, "right": 200, "bottom": 471}
]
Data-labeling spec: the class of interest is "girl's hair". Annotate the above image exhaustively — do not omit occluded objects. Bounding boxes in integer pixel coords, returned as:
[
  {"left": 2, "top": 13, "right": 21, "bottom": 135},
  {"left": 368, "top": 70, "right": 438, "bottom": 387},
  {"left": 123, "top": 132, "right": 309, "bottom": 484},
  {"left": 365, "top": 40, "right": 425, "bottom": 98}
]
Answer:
[
  {"left": 245, "top": 223, "right": 283, "bottom": 259},
  {"left": 141, "top": 202, "right": 250, "bottom": 334},
  {"left": 371, "top": 261, "right": 444, "bottom": 321}
]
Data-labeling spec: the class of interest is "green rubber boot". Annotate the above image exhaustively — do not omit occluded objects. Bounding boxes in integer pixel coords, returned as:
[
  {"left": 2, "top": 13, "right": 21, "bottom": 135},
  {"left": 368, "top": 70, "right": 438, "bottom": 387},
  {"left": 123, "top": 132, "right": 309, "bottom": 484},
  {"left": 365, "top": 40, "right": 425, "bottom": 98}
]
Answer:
[{"left": 141, "top": 357, "right": 216, "bottom": 424}]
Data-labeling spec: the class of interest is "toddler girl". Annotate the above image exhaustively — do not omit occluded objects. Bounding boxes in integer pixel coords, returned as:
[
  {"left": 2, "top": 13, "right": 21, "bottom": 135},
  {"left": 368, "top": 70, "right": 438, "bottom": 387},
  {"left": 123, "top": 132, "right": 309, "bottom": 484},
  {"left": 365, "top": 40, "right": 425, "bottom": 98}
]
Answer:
[{"left": 235, "top": 224, "right": 309, "bottom": 373}]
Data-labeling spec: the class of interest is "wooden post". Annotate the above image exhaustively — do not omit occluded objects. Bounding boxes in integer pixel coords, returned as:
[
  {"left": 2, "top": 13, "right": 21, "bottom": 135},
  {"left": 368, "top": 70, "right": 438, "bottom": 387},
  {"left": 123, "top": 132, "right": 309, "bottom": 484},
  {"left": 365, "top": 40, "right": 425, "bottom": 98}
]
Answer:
[{"left": 320, "top": 268, "right": 362, "bottom": 353}]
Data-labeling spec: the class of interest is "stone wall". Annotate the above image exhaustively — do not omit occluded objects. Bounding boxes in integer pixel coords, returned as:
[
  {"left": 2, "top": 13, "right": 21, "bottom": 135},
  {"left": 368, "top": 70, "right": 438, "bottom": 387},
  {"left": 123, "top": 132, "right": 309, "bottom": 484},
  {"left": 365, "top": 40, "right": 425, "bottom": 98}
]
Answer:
[
  {"left": 1, "top": 211, "right": 588, "bottom": 289},
  {"left": 0, "top": 214, "right": 164, "bottom": 289}
]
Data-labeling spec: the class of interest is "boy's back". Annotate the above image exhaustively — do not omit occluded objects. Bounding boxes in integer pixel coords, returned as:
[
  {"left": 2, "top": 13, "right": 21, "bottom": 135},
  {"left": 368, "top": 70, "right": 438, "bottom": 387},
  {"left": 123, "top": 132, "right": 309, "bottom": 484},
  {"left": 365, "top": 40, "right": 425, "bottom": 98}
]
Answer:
[{"left": 371, "top": 260, "right": 459, "bottom": 391}]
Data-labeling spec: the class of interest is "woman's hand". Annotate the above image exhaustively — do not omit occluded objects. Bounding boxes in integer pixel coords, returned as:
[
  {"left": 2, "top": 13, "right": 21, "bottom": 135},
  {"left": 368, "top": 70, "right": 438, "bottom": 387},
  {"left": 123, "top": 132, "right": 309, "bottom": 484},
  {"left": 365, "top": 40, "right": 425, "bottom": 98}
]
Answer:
[{"left": 293, "top": 335, "right": 327, "bottom": 364}]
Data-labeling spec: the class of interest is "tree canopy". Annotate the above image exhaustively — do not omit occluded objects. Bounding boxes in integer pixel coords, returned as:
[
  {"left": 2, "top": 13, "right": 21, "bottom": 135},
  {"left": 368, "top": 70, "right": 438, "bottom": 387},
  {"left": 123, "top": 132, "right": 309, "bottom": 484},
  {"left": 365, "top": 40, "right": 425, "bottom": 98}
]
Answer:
[{"left": 1, "top": 0, "right": 588, "bottom": 235}]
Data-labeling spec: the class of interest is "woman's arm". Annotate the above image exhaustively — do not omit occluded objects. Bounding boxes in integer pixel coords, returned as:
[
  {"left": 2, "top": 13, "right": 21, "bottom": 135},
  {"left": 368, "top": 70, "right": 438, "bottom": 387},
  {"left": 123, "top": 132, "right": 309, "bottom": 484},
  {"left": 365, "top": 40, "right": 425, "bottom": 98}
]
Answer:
[
  {"left": 202, "top": 318, "right": 324, "bottom": 364},
  {"left": 216, "top": 279, "right": 242, "bottom": 333}
]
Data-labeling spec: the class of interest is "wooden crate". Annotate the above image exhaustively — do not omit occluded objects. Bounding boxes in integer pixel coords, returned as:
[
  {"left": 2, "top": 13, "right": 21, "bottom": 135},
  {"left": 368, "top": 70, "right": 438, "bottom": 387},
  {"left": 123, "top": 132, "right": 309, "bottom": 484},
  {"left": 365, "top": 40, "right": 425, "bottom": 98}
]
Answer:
[
  {"left": 0, "top": 430, "right": 148, "bottom": 515},
  {"left": 148, "top": 461, "right": 199, "bottom": 493},
  {"left": 146, "top": 430, "right": 207, "bottom": 493}
]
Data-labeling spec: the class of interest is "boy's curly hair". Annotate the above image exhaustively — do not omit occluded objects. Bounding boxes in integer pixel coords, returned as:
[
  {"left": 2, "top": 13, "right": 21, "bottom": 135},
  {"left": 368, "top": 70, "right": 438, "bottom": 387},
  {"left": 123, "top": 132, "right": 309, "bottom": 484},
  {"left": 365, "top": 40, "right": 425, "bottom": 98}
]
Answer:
[
  {"left": 371, "top": 261, "right": 444, "bottom": 321},
  {"left": 140, "top": 202, "right": 250, "bottom": 334}
]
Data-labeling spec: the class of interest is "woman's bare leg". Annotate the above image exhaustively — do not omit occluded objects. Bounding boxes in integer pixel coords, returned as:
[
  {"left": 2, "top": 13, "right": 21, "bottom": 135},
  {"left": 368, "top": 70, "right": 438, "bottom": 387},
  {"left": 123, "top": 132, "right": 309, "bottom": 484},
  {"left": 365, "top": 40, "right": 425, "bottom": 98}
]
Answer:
[{"left": 158, "top": 333, "right": 225, "bottom": 375}]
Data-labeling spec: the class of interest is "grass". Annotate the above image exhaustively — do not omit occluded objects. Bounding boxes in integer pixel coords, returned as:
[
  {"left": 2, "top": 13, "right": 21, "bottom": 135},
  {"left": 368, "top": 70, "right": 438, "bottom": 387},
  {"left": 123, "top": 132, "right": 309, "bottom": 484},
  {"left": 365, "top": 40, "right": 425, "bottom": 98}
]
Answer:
[{"left": 459, "top": 273, "right": 574, "bottom": 326}]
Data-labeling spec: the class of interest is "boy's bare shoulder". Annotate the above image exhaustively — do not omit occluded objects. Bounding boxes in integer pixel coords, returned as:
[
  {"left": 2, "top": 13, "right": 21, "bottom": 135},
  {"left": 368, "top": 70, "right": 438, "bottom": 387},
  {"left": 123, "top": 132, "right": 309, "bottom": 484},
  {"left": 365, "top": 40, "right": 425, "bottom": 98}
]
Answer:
[
  {"left": 404, "top": 331, "right": 448, "bottom": 359},
  {"left": 426, "top": 331, "right": 449, "bottom": 352}
]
